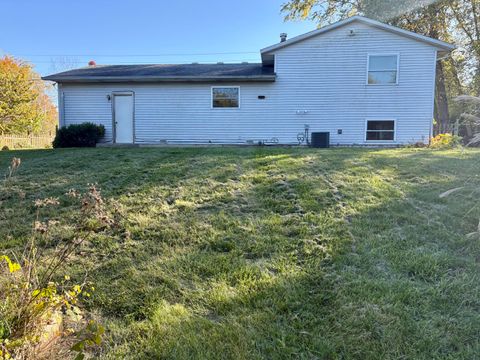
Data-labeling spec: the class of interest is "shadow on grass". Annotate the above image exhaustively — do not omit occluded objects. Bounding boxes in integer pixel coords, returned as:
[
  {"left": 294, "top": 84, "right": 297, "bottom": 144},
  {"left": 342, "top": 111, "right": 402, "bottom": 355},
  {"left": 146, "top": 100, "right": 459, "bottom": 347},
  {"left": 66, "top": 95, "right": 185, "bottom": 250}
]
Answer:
[{"left": 1, "top": 147, "right": 479, "bottom": 359}]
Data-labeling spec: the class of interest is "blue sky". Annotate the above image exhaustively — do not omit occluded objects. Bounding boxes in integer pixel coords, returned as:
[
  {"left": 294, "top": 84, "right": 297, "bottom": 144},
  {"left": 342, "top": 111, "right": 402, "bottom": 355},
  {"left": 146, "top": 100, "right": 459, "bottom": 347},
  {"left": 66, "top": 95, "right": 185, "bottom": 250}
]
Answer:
[{"left": 0, "top": 0, "right": 317, "bottom": 76}]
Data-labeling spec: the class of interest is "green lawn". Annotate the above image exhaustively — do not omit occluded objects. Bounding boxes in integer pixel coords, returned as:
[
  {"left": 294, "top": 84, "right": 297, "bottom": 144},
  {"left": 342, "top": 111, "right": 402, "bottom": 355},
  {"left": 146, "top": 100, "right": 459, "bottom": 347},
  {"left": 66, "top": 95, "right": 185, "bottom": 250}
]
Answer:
[{"left": 1, "top": 147, "right": 479, "bottom": 359}]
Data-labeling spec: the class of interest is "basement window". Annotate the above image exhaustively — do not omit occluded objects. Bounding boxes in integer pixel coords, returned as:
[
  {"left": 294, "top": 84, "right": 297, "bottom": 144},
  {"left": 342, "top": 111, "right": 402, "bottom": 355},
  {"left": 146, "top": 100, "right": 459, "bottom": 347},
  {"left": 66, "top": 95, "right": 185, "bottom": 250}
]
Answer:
[
  {"left": 212, "top": 87, "right": 240, "bottom": 108},
  {"left": 366, "top": 120, "right": 395, "bottom": 141},
  {"left": 367, "top": 54, "right": 399, "bottom": 85}
]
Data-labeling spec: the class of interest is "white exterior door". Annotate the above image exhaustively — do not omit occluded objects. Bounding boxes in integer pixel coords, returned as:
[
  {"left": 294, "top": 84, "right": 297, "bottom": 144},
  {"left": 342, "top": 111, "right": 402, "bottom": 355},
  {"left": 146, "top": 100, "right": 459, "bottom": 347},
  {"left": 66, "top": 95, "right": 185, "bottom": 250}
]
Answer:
[{"left": 114, "top": 93, "right": 134, "bottom": 143}]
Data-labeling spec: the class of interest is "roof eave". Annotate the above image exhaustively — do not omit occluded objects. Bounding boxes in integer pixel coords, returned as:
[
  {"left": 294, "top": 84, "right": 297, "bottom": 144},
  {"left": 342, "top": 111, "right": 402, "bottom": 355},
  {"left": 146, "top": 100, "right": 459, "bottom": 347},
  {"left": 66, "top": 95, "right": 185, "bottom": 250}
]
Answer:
[{"left": 41, "top": 75, "right": 277, "bottom": 83}]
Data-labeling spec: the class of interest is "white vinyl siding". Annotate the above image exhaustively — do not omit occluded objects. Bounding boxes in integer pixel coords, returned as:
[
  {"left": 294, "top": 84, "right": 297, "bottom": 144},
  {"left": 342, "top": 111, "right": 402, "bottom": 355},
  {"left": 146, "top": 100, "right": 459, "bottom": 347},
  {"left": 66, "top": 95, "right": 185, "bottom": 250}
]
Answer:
[
  {"left": 63, "top": 90, "right": 114, "bottom": 141},
  {"left": 61, "top": 21, "right": 439, "bottom": 146},
  {"left": 62, "top": 83, "right": 278, "bottom": 144},
  {"left": 270, "top": 21, "right": 437, "bottom": 145}
]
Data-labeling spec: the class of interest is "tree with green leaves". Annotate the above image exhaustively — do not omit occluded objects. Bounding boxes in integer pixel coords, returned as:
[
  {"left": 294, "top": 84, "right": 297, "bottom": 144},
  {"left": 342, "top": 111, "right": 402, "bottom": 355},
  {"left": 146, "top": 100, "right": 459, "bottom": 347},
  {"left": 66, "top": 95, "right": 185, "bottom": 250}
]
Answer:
[
  {"left": 449, "top": 0, "right": 480, "bottom": 95},
  {"left": 0, "top": 56, "right": 57, "bottom": 135},
  {"left": 455, "top": 94, "right": 480, "bottom": 143}
]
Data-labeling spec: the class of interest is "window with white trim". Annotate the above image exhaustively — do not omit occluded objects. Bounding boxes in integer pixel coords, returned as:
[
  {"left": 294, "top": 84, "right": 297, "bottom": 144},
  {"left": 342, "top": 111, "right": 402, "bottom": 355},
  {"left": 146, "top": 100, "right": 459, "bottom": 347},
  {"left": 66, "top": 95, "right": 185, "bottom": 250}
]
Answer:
[
  {"left": 366, "top": 120, "right": 395, "bottom": 141},
  {"left": 212, "top": 87, "right": 239, "bottom": 108},
  {"left": 368, "top": 54, "right": 398, "bottom": 85}
]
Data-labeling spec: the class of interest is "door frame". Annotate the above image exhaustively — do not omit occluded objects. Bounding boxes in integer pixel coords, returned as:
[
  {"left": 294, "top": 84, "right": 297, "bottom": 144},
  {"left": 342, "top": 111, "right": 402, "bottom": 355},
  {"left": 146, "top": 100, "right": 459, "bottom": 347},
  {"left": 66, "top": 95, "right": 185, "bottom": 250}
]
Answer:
[{"left": 111, "top": 91, "right": 135, "bottom": 144}]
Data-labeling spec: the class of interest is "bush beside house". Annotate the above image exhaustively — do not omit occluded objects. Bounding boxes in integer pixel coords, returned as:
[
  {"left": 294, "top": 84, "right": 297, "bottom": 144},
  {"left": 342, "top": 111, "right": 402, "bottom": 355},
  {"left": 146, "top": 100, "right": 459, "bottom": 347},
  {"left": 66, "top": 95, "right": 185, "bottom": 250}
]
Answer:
[{"left": 53, "top": 123, "right": 105, "bottom": 148}]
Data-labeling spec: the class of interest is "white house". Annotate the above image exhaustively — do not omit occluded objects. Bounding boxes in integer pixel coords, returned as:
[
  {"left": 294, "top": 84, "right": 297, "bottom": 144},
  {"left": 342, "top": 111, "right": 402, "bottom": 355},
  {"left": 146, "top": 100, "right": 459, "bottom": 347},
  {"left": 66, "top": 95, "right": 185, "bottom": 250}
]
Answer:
[{"left": 43, "top": 16, "right": 455, "bottom": 146}]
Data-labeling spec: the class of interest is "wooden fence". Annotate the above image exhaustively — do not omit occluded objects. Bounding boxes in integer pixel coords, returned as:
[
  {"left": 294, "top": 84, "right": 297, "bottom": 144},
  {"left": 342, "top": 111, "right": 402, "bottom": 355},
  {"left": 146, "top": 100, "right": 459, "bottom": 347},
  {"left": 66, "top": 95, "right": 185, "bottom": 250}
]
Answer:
[{"left": 0, "top": 135, "right": 54, "bottom": 149}]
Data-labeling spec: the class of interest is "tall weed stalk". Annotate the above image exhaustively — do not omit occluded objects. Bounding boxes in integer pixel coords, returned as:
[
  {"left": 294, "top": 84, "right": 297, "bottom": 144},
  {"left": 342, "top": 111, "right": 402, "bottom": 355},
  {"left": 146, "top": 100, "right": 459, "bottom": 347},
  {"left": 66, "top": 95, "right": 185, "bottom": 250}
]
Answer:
[{"left": 1, "top": 159, "right": 120, "bottom": 359}]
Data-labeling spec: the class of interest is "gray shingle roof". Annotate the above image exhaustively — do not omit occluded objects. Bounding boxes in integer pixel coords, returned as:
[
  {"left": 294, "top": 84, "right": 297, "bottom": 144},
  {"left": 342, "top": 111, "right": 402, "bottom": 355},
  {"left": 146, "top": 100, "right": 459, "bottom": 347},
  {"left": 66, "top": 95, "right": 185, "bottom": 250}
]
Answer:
[{"left": 42, "top": 63, "right": 276, "bottom": 83}]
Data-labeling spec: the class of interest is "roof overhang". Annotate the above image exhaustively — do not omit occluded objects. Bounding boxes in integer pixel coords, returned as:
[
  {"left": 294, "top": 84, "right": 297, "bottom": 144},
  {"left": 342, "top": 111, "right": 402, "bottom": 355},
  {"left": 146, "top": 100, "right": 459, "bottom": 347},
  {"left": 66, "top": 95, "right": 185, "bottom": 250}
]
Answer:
[
  {"left": 261, "top": 16, "right": 455, "bottom": 60},
  {"left": 41, "top": 75, "right": 277, "bottom": 83}
]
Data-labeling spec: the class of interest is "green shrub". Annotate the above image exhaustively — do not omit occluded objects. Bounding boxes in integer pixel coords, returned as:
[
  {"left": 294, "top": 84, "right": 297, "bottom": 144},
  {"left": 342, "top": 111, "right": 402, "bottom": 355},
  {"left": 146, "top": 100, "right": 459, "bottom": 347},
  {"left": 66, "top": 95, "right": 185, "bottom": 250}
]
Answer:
[{"left": 53, "top": 123, "right": 105, "bottom": 148}]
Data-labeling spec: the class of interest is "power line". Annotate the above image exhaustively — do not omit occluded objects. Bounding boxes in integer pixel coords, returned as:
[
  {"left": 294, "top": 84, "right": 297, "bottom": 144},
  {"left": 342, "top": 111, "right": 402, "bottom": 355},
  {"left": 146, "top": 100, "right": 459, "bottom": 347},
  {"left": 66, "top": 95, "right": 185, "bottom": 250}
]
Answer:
[{"left": 8, "top": 51, "right": 259, "bottom": 57}]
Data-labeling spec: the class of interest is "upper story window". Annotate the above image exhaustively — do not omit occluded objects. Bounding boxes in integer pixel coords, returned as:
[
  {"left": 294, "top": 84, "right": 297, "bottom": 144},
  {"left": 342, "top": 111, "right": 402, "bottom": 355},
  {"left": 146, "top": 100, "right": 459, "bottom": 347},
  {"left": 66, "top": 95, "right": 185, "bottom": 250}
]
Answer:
[
  {"left": 212, "top": 87, "right": 240, "bottom": 108},
  {"left": 367, "top": 54, "right": 399, "bottom": 85}
]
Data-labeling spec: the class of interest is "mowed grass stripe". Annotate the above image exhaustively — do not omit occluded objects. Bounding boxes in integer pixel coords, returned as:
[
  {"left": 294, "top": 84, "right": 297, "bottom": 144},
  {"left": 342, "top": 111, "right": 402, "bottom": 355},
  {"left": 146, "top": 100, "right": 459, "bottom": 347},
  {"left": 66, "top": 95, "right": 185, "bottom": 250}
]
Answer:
[{"left": 0, "top": 147, "right": 479, "bottom": 359}]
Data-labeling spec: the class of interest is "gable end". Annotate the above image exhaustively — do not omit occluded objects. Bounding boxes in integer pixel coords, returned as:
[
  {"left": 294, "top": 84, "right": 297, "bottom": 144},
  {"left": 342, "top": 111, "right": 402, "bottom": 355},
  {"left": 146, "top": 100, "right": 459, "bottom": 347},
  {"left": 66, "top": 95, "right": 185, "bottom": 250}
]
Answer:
[{"left": 261, "top": 16, "right": 455, "bottom": 60}]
